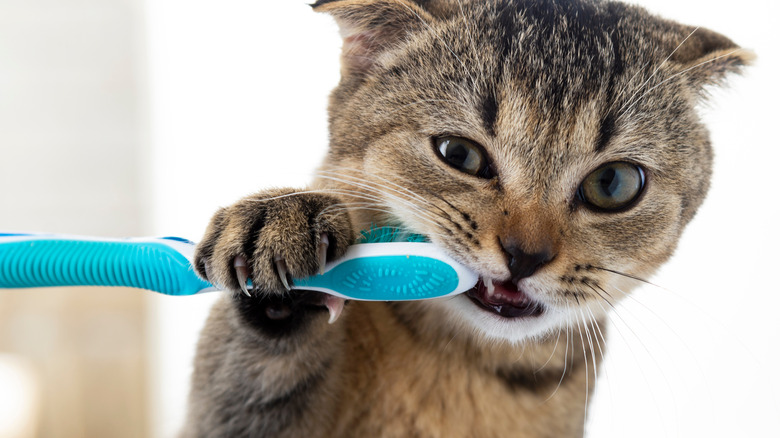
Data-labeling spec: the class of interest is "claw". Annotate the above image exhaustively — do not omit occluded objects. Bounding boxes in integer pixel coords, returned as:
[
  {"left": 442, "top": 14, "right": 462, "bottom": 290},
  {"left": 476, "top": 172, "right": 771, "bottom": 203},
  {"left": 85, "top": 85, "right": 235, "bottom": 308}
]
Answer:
[
  {"left": 318, "top": 233, "right": 329, "bottom": 275},
  {"left": 324, "top": 295, "right": 346, "bottom": 324},
  {"left": 274, "top": 255, "right": 292, "bottom": 291},
  {"left": 233, "top": 256, "right": 251, "bottom": 297}
]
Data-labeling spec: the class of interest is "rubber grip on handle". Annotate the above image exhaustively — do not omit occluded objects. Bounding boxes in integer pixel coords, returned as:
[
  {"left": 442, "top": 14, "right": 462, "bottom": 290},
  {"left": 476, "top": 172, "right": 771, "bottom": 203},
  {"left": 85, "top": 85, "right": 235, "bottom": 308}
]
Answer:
[{"left": 0, "top": 239, "right": 211, "bottom": 296}]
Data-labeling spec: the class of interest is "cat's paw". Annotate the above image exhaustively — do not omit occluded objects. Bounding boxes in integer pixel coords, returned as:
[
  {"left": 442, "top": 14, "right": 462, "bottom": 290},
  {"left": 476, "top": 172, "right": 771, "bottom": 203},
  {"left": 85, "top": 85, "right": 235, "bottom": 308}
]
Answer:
[{"left": 194, "top": 189, "right": 353, "bottom": 313}]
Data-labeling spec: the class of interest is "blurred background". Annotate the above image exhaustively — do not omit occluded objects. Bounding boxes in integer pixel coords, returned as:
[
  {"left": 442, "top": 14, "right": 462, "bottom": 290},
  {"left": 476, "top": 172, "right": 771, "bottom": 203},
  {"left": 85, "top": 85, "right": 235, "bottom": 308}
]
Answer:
[{"left": 0, "top": 0, "right": 777, "bottom": 437}]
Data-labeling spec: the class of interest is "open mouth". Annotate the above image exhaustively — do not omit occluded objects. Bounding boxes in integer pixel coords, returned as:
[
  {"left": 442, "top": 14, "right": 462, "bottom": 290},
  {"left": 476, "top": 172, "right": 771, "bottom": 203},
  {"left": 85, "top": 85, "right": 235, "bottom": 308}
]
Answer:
[{"left": 466, "top": 279, "right": 545, "bottom": 319}]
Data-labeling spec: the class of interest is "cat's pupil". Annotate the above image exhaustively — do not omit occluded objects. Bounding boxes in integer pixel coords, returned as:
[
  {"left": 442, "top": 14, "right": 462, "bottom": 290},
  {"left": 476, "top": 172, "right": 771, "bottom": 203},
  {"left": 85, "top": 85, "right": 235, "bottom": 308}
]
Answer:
[
  {"left": 446, "top": 143, "right": 470, "bottom": 167},
  {"left": 435, "top": 136, "right": 489, "bottom": 177},
  {"left": 598, "top": 168, "right": 619, "bottom": 196}
]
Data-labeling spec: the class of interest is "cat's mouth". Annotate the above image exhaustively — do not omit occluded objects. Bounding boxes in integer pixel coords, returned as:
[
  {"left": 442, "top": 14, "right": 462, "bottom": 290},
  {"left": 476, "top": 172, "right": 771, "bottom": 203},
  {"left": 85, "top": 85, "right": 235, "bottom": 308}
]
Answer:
[{"left": 466, "top": 279, "right": 545, "bottom": 319}]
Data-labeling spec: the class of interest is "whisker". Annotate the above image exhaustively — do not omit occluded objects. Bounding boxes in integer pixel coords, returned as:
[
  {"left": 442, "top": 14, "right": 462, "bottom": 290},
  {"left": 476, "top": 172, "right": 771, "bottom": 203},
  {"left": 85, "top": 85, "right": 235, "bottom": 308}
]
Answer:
[
  {"left": 590, "top": 265, "right": 664, "bottom": 289},
  {"left": 302, "top": 190, "right": 390, "bottom": 211},
  {"left": 578, "top": 305, "right": 600, "bottom": 387},
  {"left": 313, "top": 174, "right": 445, "bottom": 230},
  {"left": 616, "top": 27, "right": 700, "bottom": 116},
  {"left": 322, "top": 166, "right": 461, "bottom": 223},
  {"left": 617, "top": 48, "right": 743, "bottom": 122},
  {"left": 319, "top": 168, "right": 484, "bottom": 242},
  {"left": 573, "top": 308, "right": 591, "bottom": 430},
  {"left": 584, "top": 305, "right": 607, "bottom": 363},
  {"left": 395, "top": 0, "right": 478, "bottom": 88},
  {"left": 605, "top": 286, "right": 684, "bottom": 435},
  {"left": 454, "top": 0, "right": 486, "bottom": 87},
  {"left": 320, "top": 205, "right": 446, "bottom": 235},
  {"left": 317, "top": 203, "right": 395, "bottom": 218},
  {"left": 247, "top": 182, "right": 442, "bottom": 237},
  {"left": 582, "top": 295, "right": 617, "bottom": 432},
  {"left": 584, "top": 283, "right": 617, "bottom": 311},
  {"left": 318, "top": 167, "right": 432, "bottom": 205},
  {"left": 582, "top": 306, "right": 606, "bottom": 432},
  {"left": 611, "top": 57, "right": 654, "bottom": 112},
  {"left": 608, "top": 283, "right": 704, "bottom": 371},
  {"left": 315, "top": 172, "right": 416, "bottom": 204},
  {"left": 542, "top": 305, "right": 573, "bottom": 403},
  {"left": 536, "top": 323, "right": 564, "bottom": 372},
  {"left": 314, "top": 172, "right": 442, "bottom": 222},
  {"left": 591, "top": 296, "right": 672, "bottom": 434},
  {"left": 315, "top": 168, "right": 483, "bottom": 249},
  {"left": 610, "top": 285, "right": 724, "bottom": 430},
  {"left": 607, "top": 283, "right": 682, "bottom": 333},
  {"left": 246, "top": 188, "right": 375, "bottom": 203}
]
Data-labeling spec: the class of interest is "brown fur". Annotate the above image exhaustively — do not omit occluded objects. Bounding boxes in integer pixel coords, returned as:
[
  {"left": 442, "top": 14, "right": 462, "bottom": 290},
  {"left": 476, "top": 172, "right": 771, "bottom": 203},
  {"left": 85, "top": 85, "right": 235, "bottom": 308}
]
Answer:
[{"left": 182, "top": 1, "right": 751, "bottom": 437}]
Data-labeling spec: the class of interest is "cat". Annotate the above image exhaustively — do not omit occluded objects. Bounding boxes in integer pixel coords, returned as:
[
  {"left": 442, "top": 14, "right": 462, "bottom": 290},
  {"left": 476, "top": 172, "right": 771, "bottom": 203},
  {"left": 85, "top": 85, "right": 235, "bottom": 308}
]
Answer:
[{"left": 181, "top": 0, "right": 751, "bottom": 437}]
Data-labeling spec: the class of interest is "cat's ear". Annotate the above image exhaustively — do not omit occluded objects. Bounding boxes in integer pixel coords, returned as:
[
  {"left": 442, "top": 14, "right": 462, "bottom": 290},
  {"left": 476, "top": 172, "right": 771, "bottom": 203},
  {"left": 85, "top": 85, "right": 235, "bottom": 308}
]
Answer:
[
  {"left": 669, "top": 26, "right": 754, "bottom": 90},
  {"left": 312, "top": 0, "right": 435, "bottom": 77}
]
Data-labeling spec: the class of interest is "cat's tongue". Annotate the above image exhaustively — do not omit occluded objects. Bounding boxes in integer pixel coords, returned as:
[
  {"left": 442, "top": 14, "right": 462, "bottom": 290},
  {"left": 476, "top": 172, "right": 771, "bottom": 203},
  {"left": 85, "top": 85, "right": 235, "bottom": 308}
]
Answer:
[{"left": 466, "top": 279, "right": 544, "bottom": 318}]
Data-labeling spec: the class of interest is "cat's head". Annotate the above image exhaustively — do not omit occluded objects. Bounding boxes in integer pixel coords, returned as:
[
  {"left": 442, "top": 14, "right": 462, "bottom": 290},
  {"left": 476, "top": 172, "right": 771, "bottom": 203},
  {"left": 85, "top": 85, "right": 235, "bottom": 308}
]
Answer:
[{"left": 313, "top": 0, "right": 751, "bottom": 343}]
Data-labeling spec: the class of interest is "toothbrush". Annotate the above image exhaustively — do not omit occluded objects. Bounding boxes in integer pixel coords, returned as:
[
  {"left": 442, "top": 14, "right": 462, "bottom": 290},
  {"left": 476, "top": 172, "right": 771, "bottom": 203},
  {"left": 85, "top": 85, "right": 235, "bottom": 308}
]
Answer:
[{"left": 0, "top": 228, "right": 478, "bottom": 301}]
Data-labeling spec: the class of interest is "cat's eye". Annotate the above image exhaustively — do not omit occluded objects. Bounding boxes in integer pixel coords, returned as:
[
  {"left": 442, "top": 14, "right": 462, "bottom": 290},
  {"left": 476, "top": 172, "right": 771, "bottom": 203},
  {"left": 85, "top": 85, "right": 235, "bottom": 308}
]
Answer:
[
  {"left": 578, "top": 162, "right": 645, "bottom": 211},
  {"left": 434, "top": 136, "right": 492, "bottom": 178}
]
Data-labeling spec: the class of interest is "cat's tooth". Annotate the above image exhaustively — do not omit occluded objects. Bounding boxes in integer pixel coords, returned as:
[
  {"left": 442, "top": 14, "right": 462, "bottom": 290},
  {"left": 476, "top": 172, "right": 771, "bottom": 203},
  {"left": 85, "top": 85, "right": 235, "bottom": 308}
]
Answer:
[
  {"left": 318, "top": 233, "right": 329, "bottom": 275},
  {"left": 486, "top": 279, "right": 495, "bottom": 296},
  {"left": 233, "top": 255, "right": 251, "bottom": 297},
  {"left": 325, "top": 295, "right": 345, "bottom": 324},
  {"left": 274, "top": 255, "right": 292, "bottom": 291}
]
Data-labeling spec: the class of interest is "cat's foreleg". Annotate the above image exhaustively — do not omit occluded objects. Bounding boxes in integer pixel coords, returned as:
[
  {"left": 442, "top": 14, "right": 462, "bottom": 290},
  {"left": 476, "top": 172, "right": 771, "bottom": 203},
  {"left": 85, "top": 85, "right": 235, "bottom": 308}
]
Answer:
[{"left": 181, "top": 188, "right": 354, "bottom": 438}]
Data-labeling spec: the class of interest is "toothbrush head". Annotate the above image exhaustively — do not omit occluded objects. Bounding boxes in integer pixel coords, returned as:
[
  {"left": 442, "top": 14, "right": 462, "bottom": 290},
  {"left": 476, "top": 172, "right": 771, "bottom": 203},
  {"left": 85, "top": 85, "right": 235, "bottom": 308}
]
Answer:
[{"left": 293, "top": 226, "right": 479, "bottom": 301}]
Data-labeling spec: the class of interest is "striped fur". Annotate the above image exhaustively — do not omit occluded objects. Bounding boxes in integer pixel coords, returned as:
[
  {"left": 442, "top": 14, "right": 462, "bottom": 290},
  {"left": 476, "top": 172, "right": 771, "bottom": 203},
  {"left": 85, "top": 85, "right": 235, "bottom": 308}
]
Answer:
[{"left": 183, "top": 1, "right": 750, "bottom": 436}]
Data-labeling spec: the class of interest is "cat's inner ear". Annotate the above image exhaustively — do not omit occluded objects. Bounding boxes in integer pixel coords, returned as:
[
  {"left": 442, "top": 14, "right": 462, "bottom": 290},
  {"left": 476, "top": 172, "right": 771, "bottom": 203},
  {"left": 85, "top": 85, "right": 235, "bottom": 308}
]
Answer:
[
  {"left": 669, "top": 26, "right": 754, "bottom": 90},
  {"left": 312, "top": 0, "right": 435, "bottom": 77}
]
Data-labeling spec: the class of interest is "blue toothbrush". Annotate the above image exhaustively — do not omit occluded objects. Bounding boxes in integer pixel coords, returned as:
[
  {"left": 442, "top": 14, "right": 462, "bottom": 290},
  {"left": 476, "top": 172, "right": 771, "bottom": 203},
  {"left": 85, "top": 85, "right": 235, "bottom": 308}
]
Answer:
[{"left": 0, "top": 228, "right": 478, "bottom": 301}]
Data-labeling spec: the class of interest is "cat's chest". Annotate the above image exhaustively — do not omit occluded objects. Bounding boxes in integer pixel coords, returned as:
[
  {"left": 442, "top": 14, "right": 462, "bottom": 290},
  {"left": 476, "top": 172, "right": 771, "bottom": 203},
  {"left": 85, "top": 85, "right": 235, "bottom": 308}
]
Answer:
[{"left": 331, "top": 304, "right": 588, "bottom": 438}]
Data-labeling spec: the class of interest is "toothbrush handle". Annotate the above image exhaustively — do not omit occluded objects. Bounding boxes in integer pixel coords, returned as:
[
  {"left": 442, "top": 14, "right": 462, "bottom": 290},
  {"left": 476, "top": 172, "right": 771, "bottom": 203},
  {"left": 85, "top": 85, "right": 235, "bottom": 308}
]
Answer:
[{"left": 0, "top": 234, "right": 214, "bottom": 296}]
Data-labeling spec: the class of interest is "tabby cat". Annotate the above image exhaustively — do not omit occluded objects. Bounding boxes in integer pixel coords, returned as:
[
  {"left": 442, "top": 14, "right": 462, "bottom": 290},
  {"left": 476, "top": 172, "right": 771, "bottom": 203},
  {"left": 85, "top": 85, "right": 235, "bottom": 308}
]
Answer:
[{"left": 181, "top": 0, "right": 751, "bottom": 436}]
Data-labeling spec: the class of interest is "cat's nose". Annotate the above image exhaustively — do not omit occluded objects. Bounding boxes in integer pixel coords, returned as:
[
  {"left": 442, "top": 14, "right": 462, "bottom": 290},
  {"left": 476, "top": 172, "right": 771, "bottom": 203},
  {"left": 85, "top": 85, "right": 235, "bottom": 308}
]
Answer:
[{"left": 501, "top": 239, "right": 555, "bottom": 283}]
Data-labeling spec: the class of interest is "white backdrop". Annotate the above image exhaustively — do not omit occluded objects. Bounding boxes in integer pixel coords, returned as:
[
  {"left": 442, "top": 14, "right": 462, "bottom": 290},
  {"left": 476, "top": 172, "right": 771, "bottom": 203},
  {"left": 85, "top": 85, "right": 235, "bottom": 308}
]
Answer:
[
  {"left": 143, "top": 2, "right": 339, "bottom": 436},
  {"left": 143, "top": 1, "right": 780, "bottom": 437}
]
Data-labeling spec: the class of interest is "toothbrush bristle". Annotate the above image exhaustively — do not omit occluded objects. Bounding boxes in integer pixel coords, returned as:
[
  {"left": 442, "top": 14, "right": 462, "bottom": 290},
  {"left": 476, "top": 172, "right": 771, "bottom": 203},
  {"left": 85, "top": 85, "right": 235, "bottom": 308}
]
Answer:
[{"left": 355, "top": 226, "right": 428, "bottom": 244}]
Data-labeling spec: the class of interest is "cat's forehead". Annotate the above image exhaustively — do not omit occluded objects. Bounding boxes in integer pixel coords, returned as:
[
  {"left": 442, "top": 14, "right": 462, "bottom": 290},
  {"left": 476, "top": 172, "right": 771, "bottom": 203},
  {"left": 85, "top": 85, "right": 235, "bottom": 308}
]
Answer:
[
  {"left": 390, "top": 1, "right": 668, "bottom": 156},
  {"left": 388, "top": 1, "right": 634, "bottom": 137},
  {"left": 463, "top": 0, "right": 624, "bottom": 113}
]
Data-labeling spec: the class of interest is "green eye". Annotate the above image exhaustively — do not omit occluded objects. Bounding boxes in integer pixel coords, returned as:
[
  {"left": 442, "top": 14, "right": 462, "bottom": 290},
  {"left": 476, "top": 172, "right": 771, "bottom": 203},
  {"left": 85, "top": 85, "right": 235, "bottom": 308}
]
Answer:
[
  {"left": 434, "top": 136, "right": 492, "bottom": 178},
  {"left": 579, "top": 162, "right": 645, "bottom": 211}
]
